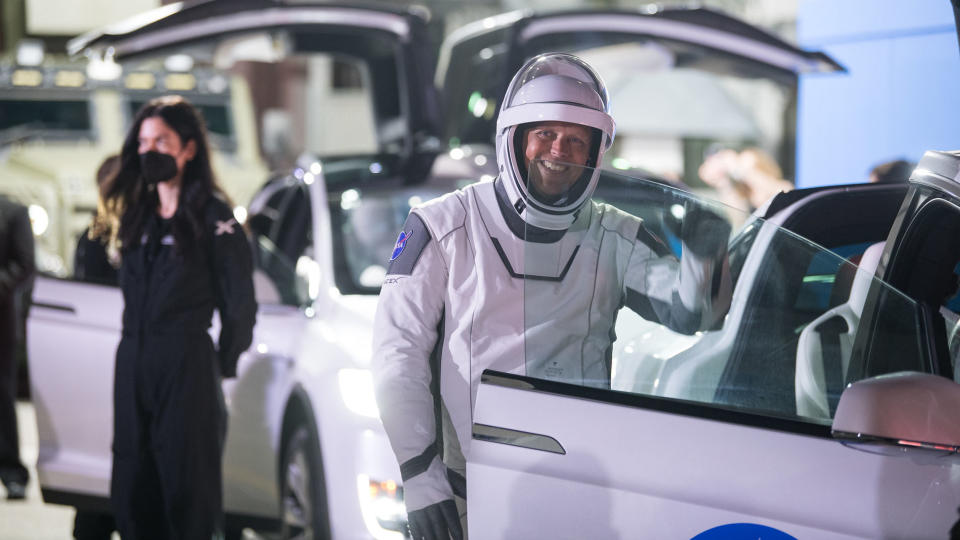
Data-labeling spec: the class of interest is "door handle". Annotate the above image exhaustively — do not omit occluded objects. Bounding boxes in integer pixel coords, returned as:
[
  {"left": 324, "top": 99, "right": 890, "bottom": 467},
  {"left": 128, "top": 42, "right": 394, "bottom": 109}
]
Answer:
[
  {"left": 32, "top": 301, "right": 76, "bottom": 314},
  {"left": 472, "top": 423, "right": 566, "bottom": 455}
]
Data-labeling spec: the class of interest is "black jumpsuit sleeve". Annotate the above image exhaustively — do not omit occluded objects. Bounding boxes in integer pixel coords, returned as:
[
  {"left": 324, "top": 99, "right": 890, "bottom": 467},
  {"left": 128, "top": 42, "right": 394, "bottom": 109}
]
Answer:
[
  {"left": 207, "top": 201, "right": 257, "bottom": 378},
  {"left": 0, "top": 202, "right": 36, "bottom": 297}
]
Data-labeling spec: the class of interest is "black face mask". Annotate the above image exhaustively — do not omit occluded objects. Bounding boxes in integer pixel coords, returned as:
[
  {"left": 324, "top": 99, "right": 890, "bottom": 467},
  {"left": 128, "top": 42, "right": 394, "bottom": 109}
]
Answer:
[{"left": 139, "top": 151, "right": 180, "bottom": 185}]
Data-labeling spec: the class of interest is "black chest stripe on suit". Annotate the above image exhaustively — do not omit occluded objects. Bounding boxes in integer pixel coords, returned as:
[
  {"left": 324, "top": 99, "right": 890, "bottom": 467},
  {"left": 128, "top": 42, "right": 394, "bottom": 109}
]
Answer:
[{"left": 490, "top": 237, "right": 580, "bottom": 282}]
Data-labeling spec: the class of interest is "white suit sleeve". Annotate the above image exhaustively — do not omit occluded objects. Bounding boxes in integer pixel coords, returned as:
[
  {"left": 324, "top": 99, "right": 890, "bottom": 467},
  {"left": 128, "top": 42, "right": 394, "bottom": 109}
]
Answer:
[
  {"left": 623, "top": 221, "right": 731, "bottom": 335},
  {"left": 371, "top": 211, "right": 454, "bottom": 510}
]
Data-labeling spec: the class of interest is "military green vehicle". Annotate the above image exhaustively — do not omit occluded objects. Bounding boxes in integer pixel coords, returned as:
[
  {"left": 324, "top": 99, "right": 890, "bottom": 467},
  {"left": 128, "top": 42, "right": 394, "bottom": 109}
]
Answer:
[{"left": 0, "top": 56, "right": 267, "bottom": 275}]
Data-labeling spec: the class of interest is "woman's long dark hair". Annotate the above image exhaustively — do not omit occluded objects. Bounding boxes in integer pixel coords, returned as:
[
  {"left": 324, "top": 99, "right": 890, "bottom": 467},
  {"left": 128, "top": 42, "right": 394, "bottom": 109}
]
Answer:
[{"left": 100, "top": 95, "right": 231, "bottom": 258}]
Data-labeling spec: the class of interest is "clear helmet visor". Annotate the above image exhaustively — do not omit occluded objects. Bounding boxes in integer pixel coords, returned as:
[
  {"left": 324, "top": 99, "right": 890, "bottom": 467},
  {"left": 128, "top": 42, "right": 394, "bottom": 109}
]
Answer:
[
  {"left": 495, "top": 52, "right": 616, "bottom": 231},
  {"left": 516, "top": 128, "right": 597, "bottom": 206}
]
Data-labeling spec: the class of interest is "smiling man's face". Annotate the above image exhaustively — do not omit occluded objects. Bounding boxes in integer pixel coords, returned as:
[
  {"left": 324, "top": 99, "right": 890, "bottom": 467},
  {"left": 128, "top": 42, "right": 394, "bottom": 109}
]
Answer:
[{"left": 522, "top": 121, "right": 594, "bottom": 197}]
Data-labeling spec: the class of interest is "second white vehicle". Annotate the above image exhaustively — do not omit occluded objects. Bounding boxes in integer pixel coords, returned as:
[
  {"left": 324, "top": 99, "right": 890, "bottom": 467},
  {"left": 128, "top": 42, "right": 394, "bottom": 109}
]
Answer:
[{"left": 27, "top": 2, "right": 455, "bottom": 538}]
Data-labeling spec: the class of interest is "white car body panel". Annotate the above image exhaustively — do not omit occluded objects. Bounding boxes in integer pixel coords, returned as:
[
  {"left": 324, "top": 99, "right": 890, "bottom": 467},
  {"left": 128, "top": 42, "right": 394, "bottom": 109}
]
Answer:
[
  {"left": 469, "top": 379, "right": 960, "bottom": 539},
  {"left": 29, "top": 279, "right": 121, "bottom": 496}
]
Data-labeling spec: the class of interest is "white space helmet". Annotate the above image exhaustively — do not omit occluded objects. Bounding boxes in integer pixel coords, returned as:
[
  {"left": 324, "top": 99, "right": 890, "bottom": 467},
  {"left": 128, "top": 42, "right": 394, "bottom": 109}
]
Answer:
[{"left": 496, "top": 52, "right": 616, "bottom": 230}]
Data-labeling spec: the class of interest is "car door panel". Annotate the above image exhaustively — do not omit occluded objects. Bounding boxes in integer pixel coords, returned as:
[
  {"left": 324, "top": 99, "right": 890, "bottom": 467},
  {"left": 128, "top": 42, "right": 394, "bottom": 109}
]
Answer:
[
  {"left": 469, "top": 166, "right": 960, "bottom": 539},
  {"left": 28, "top": 277, "right": 122, "bottom": 496},
  {"left": 470, "top": 373, "right": 959, "bottom": 539},
  {"left": 220, "top": 304, "right": 311, "bottom": 519}
]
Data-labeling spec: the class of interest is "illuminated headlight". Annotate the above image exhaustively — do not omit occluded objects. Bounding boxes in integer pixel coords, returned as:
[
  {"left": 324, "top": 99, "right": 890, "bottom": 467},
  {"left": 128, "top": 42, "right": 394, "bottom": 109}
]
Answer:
[
  {"left": 28, "top": 205, "right": 49, "bottom": 236},
  {"left": 232, "top": 205, "right": 247, "bottom": 225},
  {"left": 295, "top": 255, "right": 321, "bottom": 301},
  {"left": 86, "top": 56, "right": 121, "bottom": 81},
  {"left": 337, "top": 369, "right": 380, "bottom": 418},
  {"left": 357, "top": 474, "right": 407, "bottom": 539}
]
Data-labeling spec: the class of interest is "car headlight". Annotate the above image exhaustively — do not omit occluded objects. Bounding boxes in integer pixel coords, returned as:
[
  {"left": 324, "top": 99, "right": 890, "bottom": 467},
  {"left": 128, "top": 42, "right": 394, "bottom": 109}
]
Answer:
[
  {"left": 28, "top": 204, "right": 49, "bottom": 236},
  {"left": 357, "top": 474, "right": 407, "bottom": 539},
  {"left": 338, "top": 368, "right": 380, "bottom": 418},
  {"left": 296, "top": 255, "right": 321, "bottom": 301}
]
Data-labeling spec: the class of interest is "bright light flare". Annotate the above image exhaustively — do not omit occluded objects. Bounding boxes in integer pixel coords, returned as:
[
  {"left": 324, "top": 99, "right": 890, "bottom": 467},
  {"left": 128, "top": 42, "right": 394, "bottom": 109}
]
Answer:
[{"left": 28, "top": 205, "right": 48, "bottom": 236}]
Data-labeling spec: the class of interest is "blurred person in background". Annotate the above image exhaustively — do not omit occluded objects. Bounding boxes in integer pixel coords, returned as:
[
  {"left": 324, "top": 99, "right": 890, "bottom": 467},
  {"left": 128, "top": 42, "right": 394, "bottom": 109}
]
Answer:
[
  {"left": 71, "top": 155, "right": 122, "bottom": 538},
  {"left": 0, "top": 194, "right": 35, "bottom": 501},
  {"left": 75, "top": 155, "right": 121, "bottom": 286},
  {"left": 97, "top": 95, "right": 256, "bottom": 538},
  {"left": 868, "top": 158, "right": 916, "bottom": 184},
  {"left": 699, "top": 146, "right": 793, "bottom": 213}
]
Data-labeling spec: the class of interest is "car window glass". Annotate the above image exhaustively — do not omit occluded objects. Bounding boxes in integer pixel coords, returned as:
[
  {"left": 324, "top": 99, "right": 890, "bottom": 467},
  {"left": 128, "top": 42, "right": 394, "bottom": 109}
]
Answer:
[
  {"left": 794, "top": 242, "right": 876, "bottom": 312},
  {"left": 941, "top": 263, "right": 960, "bottom": 380},
  {"left": 0, "top": 98, "right": 91, "bottom": 134},
  {"left": 521, "top": 164, "right": 924, "bottom": 424},
  {"left": 331, "top": 185, "right": 454, "bottom": 294},
  {"left": 440, "top": 24, "right": 510, "bottom": 147},
  {"left": 866, "top": 194, "right": 960, "bottom": 382},
  {"left": 247, "top": 178, "right": 312, "bottom": 306},
  {"left": 726, "top": 220, "right": 760, "bottom": 287}
]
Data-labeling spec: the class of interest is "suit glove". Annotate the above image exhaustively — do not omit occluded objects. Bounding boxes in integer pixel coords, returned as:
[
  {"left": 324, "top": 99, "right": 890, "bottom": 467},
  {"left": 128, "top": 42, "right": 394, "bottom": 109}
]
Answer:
[
  {"left": 678, "top": 204, "right": 731, "bottom": 258},
  {"left": 407, "top": 498, "right": 463, "bottom": 540}
]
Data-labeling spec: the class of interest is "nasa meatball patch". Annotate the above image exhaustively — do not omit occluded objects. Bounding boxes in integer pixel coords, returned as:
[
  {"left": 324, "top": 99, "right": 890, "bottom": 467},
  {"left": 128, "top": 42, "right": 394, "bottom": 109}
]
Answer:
[
  {"left": 386, "top": 213, "right": 431, "bottom": 275},
  {"left": 390, "top": 230, "right": 412, "bottom": 261}
]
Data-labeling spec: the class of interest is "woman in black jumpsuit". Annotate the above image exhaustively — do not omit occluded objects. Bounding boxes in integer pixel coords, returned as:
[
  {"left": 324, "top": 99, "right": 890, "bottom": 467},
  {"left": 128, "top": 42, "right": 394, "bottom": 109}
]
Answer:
[{"left": 99, "top": 96, "right": 257, "bottom": 539}]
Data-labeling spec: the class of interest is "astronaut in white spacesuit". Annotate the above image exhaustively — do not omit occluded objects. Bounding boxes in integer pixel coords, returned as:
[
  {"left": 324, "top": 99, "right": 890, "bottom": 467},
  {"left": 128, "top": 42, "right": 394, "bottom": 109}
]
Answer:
[{"left": 372, "top": 53, "right": 732, "bottom": 539}]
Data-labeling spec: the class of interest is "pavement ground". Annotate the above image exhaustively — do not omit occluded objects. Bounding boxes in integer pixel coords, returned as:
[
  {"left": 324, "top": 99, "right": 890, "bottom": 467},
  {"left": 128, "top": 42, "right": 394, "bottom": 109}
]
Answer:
[
  {"left": 0, "top": 401, "right": 87, "bottom": 539},
  {"left": 0, "top": 402, "right": 268, "bottom": 540}
]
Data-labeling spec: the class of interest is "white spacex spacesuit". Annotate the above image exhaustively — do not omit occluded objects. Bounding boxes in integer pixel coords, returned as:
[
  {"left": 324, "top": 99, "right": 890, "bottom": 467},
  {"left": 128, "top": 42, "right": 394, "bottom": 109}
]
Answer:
[{"left": 372, "top": 53, "right": 731, "bottom": 538}]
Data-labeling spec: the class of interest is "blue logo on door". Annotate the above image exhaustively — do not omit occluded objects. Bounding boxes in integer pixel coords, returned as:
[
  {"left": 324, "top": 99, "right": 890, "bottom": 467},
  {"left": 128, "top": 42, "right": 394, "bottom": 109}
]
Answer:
[{"left": 692, "top": 523, "right": 796, "bottom": 540}]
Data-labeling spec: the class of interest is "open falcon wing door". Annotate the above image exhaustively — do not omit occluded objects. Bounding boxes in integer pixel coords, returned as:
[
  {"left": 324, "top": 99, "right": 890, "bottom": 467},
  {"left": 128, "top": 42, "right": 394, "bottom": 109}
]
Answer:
[
  {"left": 438, "top": 7, "right": 843, "bottom": 186},
  {"left": 70, "top": 0, "right": 442, "bottom": 183}
]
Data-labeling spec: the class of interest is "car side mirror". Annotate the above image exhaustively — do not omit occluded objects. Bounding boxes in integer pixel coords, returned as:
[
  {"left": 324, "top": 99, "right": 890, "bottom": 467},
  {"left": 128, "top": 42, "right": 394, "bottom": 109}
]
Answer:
[{"left": 831, "top": 371, "right": 960, "bottom": 451}]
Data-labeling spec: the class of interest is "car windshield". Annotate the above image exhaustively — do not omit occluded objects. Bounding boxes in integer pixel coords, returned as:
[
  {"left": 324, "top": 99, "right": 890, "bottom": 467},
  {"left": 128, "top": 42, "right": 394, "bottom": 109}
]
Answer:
[
  {"left": 246, "top": 165, "right": 469, "bottom": 306},
  {"left": 442, "top": 22, "right": 797, "bottom": 188},
  {"left": 0, "top": 64, "right": 97, "bottom": 144},
  {"left": 521, "top": 163, "right": 924, "bottom": 423},
  {"left": 330, "top": 183, "right": 461, "bottom": 295},
  {"left": 0, "top": 98, "right": 91, "bottom": 140}
]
